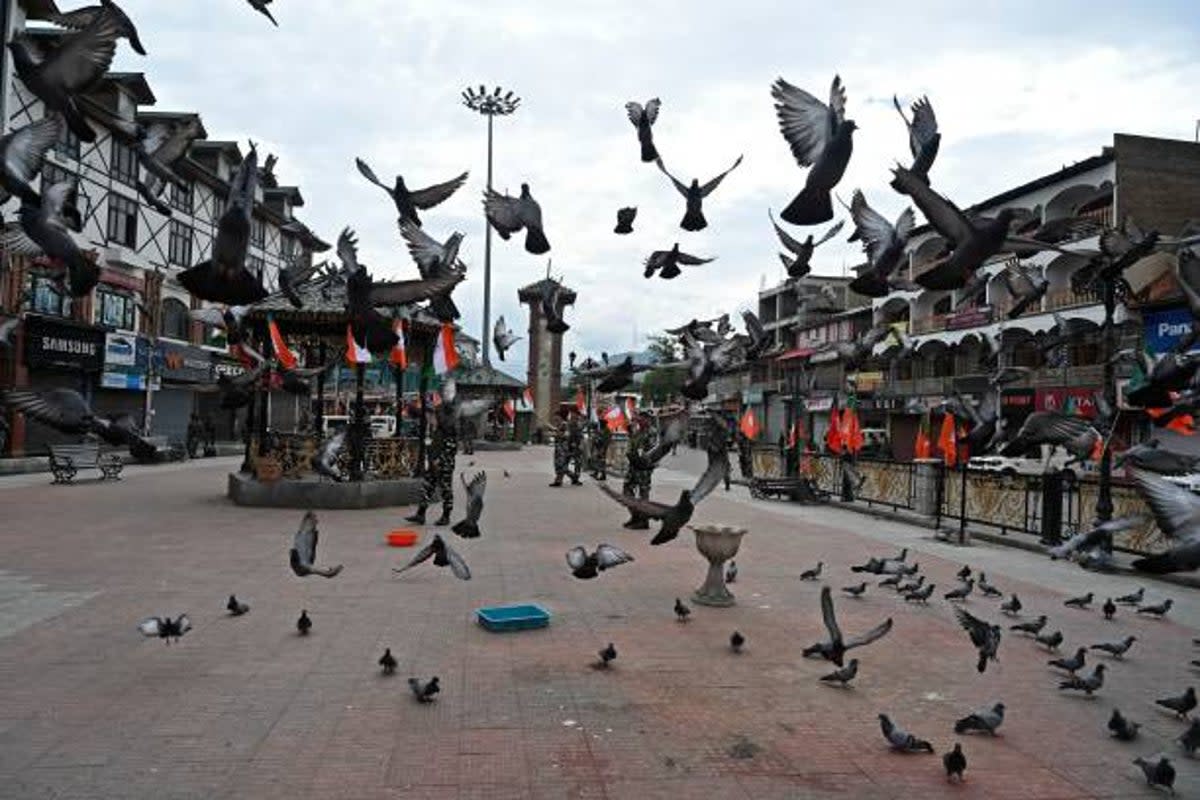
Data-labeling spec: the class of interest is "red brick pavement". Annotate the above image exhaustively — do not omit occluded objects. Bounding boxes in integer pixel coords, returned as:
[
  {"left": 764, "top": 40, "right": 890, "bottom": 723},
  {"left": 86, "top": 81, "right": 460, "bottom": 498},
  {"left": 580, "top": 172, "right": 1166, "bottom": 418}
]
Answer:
[{"left": 0, "top": 448, "right": 1196, "bottom": 798}]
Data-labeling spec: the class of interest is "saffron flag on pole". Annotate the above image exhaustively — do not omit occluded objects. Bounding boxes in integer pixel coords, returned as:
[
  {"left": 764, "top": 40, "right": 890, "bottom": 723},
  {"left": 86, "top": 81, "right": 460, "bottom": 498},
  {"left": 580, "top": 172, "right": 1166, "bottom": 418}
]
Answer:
[
  {"left": 914, "top": 412, "right": 933, "bottom": 459},
  {"left": 268, "top": 317, "right": 297, "bottom": 370},
  {"left": 522, "top": 387, "right": 534, "bottom": 411},
  {"left": 938, "top": 412, "right": 957, "bottom": 467},
  {"left": 345, "top": 325, "right": 371, "bottom": 366},
  {"left": 432, "top": 323, "right": 458, "bottom": 374},
  {"left": 575, "top": 389, "right": 586, "bottom": 415},
  {"left": 739, "top": 408, "right": 760, "bottom": 440},
  {"left": 625, "top": 396, "right": 636, "bottom": 420},
  {"left": 502, "top": 398, "right": 516, "bottom": 422},
  {"left": 604, "top": 404, "right": 626, "bottom": 432},
  {"left": 389, "top": 319, "right": 408, "bottom": 368},
  {"left": 842, "top": 403, "right": 864, "bottom": 455},
  {"left": 825, "top": 406, "right": 843, "bottom": 455}
]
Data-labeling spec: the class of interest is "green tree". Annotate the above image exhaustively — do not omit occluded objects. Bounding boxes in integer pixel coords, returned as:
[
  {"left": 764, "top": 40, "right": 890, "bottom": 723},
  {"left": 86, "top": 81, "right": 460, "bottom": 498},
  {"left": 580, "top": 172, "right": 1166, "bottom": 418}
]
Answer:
[
  {"left": 645, "top": 333, "right": 680, "bottom": 365},
  {"left": 640, "top": 367, "right": 685, "bottom": 405}
]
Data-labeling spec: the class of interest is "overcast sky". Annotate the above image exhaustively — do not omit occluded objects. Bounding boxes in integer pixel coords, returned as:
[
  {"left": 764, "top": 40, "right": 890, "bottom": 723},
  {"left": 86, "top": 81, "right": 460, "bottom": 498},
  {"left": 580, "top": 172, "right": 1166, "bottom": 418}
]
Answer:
[{"left": 96, "top": 0, "right": 1200, "bottom": 380}]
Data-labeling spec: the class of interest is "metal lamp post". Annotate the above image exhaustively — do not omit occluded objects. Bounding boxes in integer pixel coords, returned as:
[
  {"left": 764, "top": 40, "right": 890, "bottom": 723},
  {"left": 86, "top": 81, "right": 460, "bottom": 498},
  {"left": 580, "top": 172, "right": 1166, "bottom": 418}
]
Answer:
[{"left": 462, "top": 85, "right": 520, "bottom": 366}]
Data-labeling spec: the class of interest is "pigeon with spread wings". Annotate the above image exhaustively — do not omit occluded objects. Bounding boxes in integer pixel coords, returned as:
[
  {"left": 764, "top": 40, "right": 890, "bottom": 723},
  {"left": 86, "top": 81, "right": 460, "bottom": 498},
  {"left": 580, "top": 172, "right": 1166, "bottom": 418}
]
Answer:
[
  {"left": 247, "top": 0, "right": 278, "bottom": 25},
  {"left": 356, "top": 157, "right": 468, "bottom": 227},
  {"left": 844, "top": 190, "right": 915, "bottom": 298},
  {"left": 643, "top": 243, "right": 714, "bottom": 280},
  {"left": 484, "top": 183, "right": 550, "bottom": 254},
  {"left": 567, "top": 544, "right": 634, "bottom": 579},
  {"left": 1, "top": 181, "right": 98, "bottom": 297},
  {"left": 397, "top": 219, "right": 466, "bottom": 321},
  {"left": 0, "top": 387, "right": 158, "bottom": 460},
  {"left": 1128, "top": 469, "right": 1200, "bottom": 573},
  {"left": 892, "top": 94, "right": 939, "bottom": 184},
  {"left": 47, "top": 0, "right": 147, "bottom": 55},
  {"left": 954, "top": 607, "right": 1001, "bottom": 673},
  {"left": 802, "top": 586, "right": 893, "bottom": 667},
  {"left": 655, "top": 154, "right": 743, "bottom": 232},
  {"left": 138, "top": 614, "right": 191, "bottom": 644},
  {"left": 450, "top": 472, "right": 487, "bottom": 539},
  {"left": 772, "top": 75, "right": 855, "bottom": 225},
  {"left": 394, "top": 534, "right": 471, "bottom": 580},
  {"left": 1000, "top": 411, "right": 1101, "bottom": 465},
  {"left": 625, "top": 98, "right": 661, "bottom": 162},
  {"left": 772, "top": 212, "right": 843, "bottom": 280},
  {"left": 493, "top": 315, "right": 521, "bottom": 360},
  {"left": 0, "top": 116, "right": 63, "bottom": 207},
  {"left": 289, "top": 511, "right": 343, "bottom": 578}
]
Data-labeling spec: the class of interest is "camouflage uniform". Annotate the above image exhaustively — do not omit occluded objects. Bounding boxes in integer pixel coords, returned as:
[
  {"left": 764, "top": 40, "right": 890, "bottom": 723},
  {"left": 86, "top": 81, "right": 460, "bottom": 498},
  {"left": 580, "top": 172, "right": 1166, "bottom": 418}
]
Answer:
[
  {"left": 622, "top": 424, "right": 653, "bottom": 528},
  {"left": 737, "top": 431, "right": 754, "bottom": 479},
  {"left": 408, "top": 407, "right": 458, "bottom": 524},
  {"left": 590, "top": 422, "right": 611, "bottom": 480},
  {"left": 551, "top": 418, "right": 583, "bottom": 486}
]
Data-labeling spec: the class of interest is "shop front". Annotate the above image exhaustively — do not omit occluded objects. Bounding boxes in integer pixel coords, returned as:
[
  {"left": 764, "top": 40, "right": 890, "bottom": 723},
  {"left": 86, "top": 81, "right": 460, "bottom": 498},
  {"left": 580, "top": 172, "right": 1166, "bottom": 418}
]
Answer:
[
  {"left": 155, "top": 341, "right": 217, "bottom": 443},
  {"left": 94, "top": 331, "right": 151, "bottom": 426},
  {"left": 15, "top": 315, "right": 106, "bottom": 454}
]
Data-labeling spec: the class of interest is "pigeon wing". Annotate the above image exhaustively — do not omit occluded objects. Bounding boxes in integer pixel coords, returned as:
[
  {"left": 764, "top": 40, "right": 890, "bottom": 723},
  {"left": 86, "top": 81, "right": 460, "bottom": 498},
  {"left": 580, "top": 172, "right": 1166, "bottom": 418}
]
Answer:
[
  {"left": 954, "top": 607, "right": 991, "bottom": 647},
  {"left": 890, "top": 166, "right": 973, "bottom": 245},
  {"left": 654, "top": 158, "right": 690, "bottom": 198},
  {"left": 1132, "top": 468, "right": 1200, "bottom": 541},
  {"left": 907, "top": 96, "right": 938, "bottom": 158},
  {"left": 4, "top": 116, "right": 63, "bottom": 190},
  {"left": 394, "top": 540, "right": 437, "bottom": 573},
  {"left": 772, "top": 77, "right": 836, "bottom": 167},
  {"left": 565, "top": 546, "right": 589, "bottom": 571},
  {"left": 845, "top": 617, "right": 894, "bottom": 649},
  {"left": 483, "top": 189, "right": 523, "bottom": 234},
  {"left": 1177, "top": 250, "right": 1200, "bottom": 320},
  {"left": 819, "top": 586, "right": 843, "bottom": 645},
  {"left": 643, "top": 98, "right": 661, "bottom": 124},
  {"left": 137, "top": 617, "right": 164, "bottom": 637},
  {"left": 368, "top": 273, "right": 463, "bottom": 306},
  {"left": 409, "top": 171, "right": 469, "bottom": 210},
  {"left": 689, "top": 447, "right": 727, "bottom": 504},
  {"left": 398, "top": 218, "right": 446, "bottom": 275},
  {"left": 625, "top": 101, "right": 645, "bottom": 125},
  {"left": 812, "top": 219, "right": 846, "bottom": 248},
  {"left": 0, "top": 222, "right": 43, "bottom": 256},
  {"left": 674, "top": 250, "right": 714, "bottom": 267},
  {"left": 293, "top": 511, "right": 318, "bottom": 567},
  {"left": 462, "top": 471, "right": 486, "bottom": 521},
  {"left": 42, "top": 12, "right": 121, "bottom": 93},
  {"left": 0, "top": 388, "right": 90, "bottom": 430},
  {"left": 595, "top": 544, "right": 635, "bottom": 569},
  {"left": 699, "top": 154, "right": 744, "bottom": 197},
  {"left": 769, "top": 210, "right": 809, "bottom": 256},
  {"left": 337, "top": 228, "right": 363, "bottom": 272},
  {"left": 175, "top": 614, "right": 192, "bottom": 636},
  {"left": 597, "top": 483, "right": 673, "bottom": 520},
  {"left": 354, "top": 157, "right": 390, "bottom": 191},
  {"left": 443, "top": 540, "right": 471, "bottom": 580}
]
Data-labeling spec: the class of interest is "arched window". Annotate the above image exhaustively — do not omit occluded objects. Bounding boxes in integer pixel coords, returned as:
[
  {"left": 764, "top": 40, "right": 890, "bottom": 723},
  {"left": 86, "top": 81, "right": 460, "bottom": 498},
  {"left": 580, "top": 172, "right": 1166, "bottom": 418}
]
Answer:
[{"left": 160, "top": 298, "right": 190, "bottom": 341}]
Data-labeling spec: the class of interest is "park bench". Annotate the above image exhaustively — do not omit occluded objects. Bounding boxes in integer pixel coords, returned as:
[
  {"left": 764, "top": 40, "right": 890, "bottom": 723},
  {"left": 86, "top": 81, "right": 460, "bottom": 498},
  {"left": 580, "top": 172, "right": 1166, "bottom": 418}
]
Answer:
[
  {"left": 47, "top": 442, "right": 123, "bottom": 484},
  {"left": 749, "top": 475, "right": 825, "bottom": 503}
]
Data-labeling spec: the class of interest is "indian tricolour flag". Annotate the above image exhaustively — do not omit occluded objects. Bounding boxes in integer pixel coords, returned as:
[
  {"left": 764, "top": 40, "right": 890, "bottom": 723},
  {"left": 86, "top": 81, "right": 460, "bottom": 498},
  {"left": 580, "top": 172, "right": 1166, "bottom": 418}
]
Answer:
[
  {"left": 432, "top": 323, "right": 459, "bottom": 374},
  {"left": 345, "top": 325, "right": 371, "bottom": 366}
]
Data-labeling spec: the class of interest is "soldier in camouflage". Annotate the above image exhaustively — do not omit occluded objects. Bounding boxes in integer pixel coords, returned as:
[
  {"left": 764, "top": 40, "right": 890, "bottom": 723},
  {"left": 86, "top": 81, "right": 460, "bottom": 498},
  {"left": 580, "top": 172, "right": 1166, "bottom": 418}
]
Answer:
[
  {"left": 590, "top": 419, "right": 611, "bottom": 481},
  {"left": 550, "top": 411, "right": 583, "bottom": 487},
  {"left": 621, "top": 414, "right": 654, "bottom": 529},
  {"left": 405, "top": 402, "right": 458, "bottom": 526}
]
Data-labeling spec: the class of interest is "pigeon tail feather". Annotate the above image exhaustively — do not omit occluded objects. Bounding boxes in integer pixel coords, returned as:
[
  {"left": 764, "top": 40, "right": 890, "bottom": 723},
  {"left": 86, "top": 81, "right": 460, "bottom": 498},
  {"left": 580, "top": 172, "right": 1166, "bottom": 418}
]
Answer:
[
  {"left": 781, "top": 185, "right": 833, "bottom": 225},
  {"left": 178, "top": 261, "right": 267, "bottom": 306}
]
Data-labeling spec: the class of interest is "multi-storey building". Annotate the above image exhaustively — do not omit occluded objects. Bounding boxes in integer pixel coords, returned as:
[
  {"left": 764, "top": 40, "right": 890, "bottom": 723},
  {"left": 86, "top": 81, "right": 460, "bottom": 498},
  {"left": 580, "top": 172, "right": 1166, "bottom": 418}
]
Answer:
[{"left": 0, "top": 1, "right": 329, "bottom": 454}]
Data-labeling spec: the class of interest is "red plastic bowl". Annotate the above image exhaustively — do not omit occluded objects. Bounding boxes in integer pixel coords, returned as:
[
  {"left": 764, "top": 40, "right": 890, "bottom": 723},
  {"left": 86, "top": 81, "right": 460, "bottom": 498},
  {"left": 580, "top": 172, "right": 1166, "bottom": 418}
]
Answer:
[{"left": 387, "top": 530, "right": 419, "bottom": 547}]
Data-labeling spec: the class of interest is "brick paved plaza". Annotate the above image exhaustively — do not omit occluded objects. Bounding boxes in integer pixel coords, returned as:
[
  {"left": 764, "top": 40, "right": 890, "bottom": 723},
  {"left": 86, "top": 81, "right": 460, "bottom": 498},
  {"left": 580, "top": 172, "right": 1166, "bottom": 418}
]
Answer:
[{"left": 1, "top": 446, "right": 1198, "bottom": 799}]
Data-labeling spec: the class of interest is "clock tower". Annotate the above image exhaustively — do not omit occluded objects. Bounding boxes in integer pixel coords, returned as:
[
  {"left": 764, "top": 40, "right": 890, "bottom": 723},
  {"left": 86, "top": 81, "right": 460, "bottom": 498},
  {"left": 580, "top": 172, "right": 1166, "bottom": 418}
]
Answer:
[{"left": 517, "top": 277, "right": 577, "bottom": 436}]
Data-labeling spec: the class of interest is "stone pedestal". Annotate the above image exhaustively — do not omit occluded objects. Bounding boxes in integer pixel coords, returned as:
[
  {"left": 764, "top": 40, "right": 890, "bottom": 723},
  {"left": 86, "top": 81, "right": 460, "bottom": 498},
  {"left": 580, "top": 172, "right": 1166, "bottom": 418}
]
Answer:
[{"left": 691, "top": 525, "right": 746, "bottom": 607}]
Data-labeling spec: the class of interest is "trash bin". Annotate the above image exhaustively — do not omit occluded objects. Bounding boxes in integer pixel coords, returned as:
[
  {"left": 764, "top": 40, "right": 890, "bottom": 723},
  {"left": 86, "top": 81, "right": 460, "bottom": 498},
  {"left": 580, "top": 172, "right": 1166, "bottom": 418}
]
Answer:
[{"left": 913, "top": 459, "right": 942, "bottom": 517}]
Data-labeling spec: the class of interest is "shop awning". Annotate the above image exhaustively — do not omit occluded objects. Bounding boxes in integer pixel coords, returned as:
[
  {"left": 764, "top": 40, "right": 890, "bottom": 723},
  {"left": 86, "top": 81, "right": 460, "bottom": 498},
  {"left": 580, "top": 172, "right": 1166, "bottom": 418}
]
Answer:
[{"left": 776, "top": 347, "right": 815, "bottom": 361}]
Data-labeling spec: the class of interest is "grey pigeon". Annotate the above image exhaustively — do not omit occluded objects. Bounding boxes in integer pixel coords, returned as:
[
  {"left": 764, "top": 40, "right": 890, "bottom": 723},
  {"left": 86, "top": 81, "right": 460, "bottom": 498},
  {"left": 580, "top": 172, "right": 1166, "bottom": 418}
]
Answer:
[
  {"left": 897, "top": 576, "right": 924, "bottom": 594},
  {"left": 8, "top": 17, "right": 122, "bottom": 142},
  {"left": 0, "top": 116, "right": 62, "bottom": 206},
  {"left": 226, "top": 595, "right": 249, "bottom": 616},
  {"left": 539, "top": 279, "right": 571, "bottom": 334},
  {"left": 1156, "top": 688, "right": 1197, "bottom": 719},
  {"left": 484, "top": 183, "right": 550, "bottom": 254},
  {"left": 355, "top": 158, "right": 468, "bottom": 227},
  {"left": 674, "top": 597, "right": 691, "bottom": 622},
  {"left": 1118, "top": 439, "right": 1200, "bottom": 475},
  {"left": 566, "top": 544, "right": 633, "bottom": 580},
  {"left": 892, "top": 94, "right": 939, "bottom": 183},
  {"left": 878, "top": 713, "right": 933, "bottom": 753},
  {"left": 1001, "top": 411, "right": 1101, "bottom": 465},
  {"left": 492, "top": 316, "right": 521, "bottom": 361},
  {"left": 614, "top": 206, "right": 637, "bottom": 234},
  {"left": 48, "top": 0, "right": 146, "bottom": 55},
  {"left": 772, "top": 75, "right": 855, "bottom": 225},
  {"left": 802, "top": 586, "right": 893, "bottom": 667},
  {"left": 904, "top": 582, "right": 935, "bottom": 604},
  {"left": 1091, "top": 636, "right": 1137, "bottom": 659},
  {"left": 625, "top": 98, "right": 660, "bottom": 162},
  {"left": 450, "top": 472, "right": 486, "bottom": 539},
  {"left": 408, "top": 677, "right": 440, "bottom": 703},
  {"left": 1059, "top": 664, "right": 1105, "bottom": 696},
  {"left": 943, "top": 743, "right": 966, "bottom": 782},
  {"left": 1178, "top": 719, "right": 1200, "bottom": 754},
  {"left": 178, "top": 144, "right": 267, "bottom": 305},
  {"left": 1103, "top": 598, "right": 1117, "bottom": 620},
  {"left": 845, "top": 189, "right": 914, "bottom": 297},
  {"left": 598, "top": 441, "right": 724, "bottom": 546},
  {"left": 1035, "top": 629, "right": 1063, "bottom": 650},
  {"left": 1011, "top": 615, "right": 1047, "bottom": 636},
  {"left": 771, "top": 212, "right": 844, "bottom": 280},
  {"left": 137, "top": 614, "right": 191, "bottom": 644},
  {"left": 730, "top": 631, "right": 745, "bottom": 653},
  {"left": 379, "top": 648, "right": 397, "bottom": 675},
  {"left": 597, "top": 643, "right": 617, "bottom": 668},
  {"left": 643, "top": 243, "right": 714, "bottom": 280},
  {"left": 395, "top": 534, "right": 471, "bottom": 580},
  {"left": 1138, "top": 598, "right": 1174, "bottom": 617},
  {"left": 1116, "top": 588, "right": 1145, "bottom": 605},
  {"left": 726, "top": 561, "right": 738, "bottom": 583},
  {"left": 656, "top": 154, "right": 743, "bottom": 232},
  {"left": 289, "top": 512, "right": 343, "bottom": 578},
  {"left": 956, "top": 607, "right": 1001, "bottom": 673},
  {"left": 1109, "top": 709, "right": 1141, "bottom": 741},
  {"left": 999, "top": 262, "right": 1049, "bottom": 319},
  {"left": 954, "top": 702, "right": 1004, "bottom": 735},
  {"left": 820, "top": 658, "right": 858, "bottom": 687},
  {"left": 313, "top": 431, "right": 346, "bottom": 482},
  {"left": 1049, "top": 647, "right": 1087, "bottom": 674},
  {"left": 0, "top": 388, "right": 156, "bottom": 458},
  {"left": 1132, "top": 756, "right": 1176, "bottom": 793},
  {"left": 397, "top": 219, "right": 466, "bottom": 322},
  {"left": 1001, "top": 594, "right": 1022, "bottom": 615},
  {"left": 800, "top": 562, "right": 823, "bottom": 581},
  {"left": 276, "top": 251, "right": 322, "bottom": 309},
  {"left": 1065, "top": 592, "right": 1093, "bottom": 609},
  {"left": 2, "top": 182, "right": 99, "bottom": 297},
  {"left": 944, "top": 578, "right": 974, "bottom": 602},
  {"left": 247, "top": 0, "right": 277, "bottom": 25},
  {"left": 842, "top": 582, "right": 867, "bottom": 597},
  {"left": 296, "top": 609, "right": 311, "bottom": 635},
  {"left": 1049, "top": 516, "right": 1144, "bottom": 561},
  {"left": 1131, "top": 469, "right": 1200, "bottom": 574},
  {"left": 879, "top": 573, "right": 903, "bottom": 590},
  {"left": 977, "top": 573, "right": 1001, "bottom": 597},
  {"left": 134, "top": 116, "right": 205, "bottom": 215}
]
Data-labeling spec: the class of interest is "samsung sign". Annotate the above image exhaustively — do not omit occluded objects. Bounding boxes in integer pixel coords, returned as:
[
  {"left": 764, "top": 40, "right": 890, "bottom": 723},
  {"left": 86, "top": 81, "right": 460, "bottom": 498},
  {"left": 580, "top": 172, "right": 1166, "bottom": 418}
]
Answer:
[{"left": 1144, "top": 308, "right": 1200, "bottom": 355}]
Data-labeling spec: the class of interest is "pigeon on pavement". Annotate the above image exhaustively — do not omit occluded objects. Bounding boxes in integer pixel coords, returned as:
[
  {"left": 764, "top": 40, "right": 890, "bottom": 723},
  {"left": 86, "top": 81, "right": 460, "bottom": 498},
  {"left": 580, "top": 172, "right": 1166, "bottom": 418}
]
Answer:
[
  {"left": 944, "top": 579, "right": 974, "bottom": 602},
  {"left": 1011, "top": 615, "right": 1048, "bottom": 636},
  {"left": 842, "top": 582, "right": 867, "bottom": 597},
  {"left": 820, "top": 659, "right": 858, "bottom": 687},
  {"left": 1035, "top": 630, "right": 1064, "bottom": 650},
  {"left": 1103, "top": 598, "right": 1117, "bottom": 620},
  {"left": 730, "top": 631, "right": 745, "bottom": 653},
  {"left": 943, "top": 743, "right": 966, "bottom": 782},
  {"left": 1001, "top": 595, "right": 1022, "bottom": 615},
  {"left": 566, "top": 544, "right": 633, "bottom": 580},
  {"left": 878, "top": 714, "right": 934, "bottom": 753},
  {"left": 1116, "top": 588, "right": 1145, "bottom": 605},
  {"left": 1109, "top": 709, "right": 1141, "bottom": 741},
  {"left": 1059, "top": 664, "right": 1105, "bottom": 696},
  {"left": 1178, "top": 719, "right": 1200, "bottom": 754},
  {"left": 1065, "top": 592, "right": 1093, "bottom": 609},
  {"left": 1156, "top": 688, "right": 1197, "bottom": 719},
  {"left": 1138, "top": 599, "right": 1174, "bottom": 617},
  {"left": 1091, "top": 636, "right": 1137, "bottom": 659},
  {"left": 226, "top": 595, "right": 249, "bottom": 616},
  {"left": 379, "top": 648, "right": 397, "bottom": 675},
  {"left": 1049, "top": 648, "right": 1087, "bottom": 674},
  {"left": 138, "top": 614, "right": 191, "bottom": 644},
  {"left": 1132, "top": 756, "right": 1176, "bottom": 793},
  {"left": 800, "top": 562, "right": 823, "bottom": 581},
  {"left": 954, "top": 703, "right": 1005, "bottom": 735},
  {"left": 408, "top": 677, "right": 440, "bottom": 703},
  {"left": 597, "top": 643, "right": 617, "bottom": 668},
  {"left": 296, "top": 609, "right": 311, "bottom": 635},
  {"left": 674, "top": 597, "right": 691, "bottom": 622}
]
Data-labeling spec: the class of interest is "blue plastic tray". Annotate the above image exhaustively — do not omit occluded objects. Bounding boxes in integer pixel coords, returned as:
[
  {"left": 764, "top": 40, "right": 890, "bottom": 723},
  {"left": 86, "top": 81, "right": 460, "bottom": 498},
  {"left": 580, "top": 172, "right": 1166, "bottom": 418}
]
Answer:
[{"left": 476, "top": 604, "right": 550, "bottom": 632}]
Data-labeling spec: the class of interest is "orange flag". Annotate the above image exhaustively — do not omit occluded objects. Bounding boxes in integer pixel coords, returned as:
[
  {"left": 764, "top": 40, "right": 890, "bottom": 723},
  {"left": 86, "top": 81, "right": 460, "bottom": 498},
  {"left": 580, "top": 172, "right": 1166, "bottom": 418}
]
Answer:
[
  {"left": 842, "top": 405, "right": 864, "bottom": 455},
  {"left": 345, "top": 325, "right": 371, "bottom": 366},
  {"left": 575, "top": 389, "right": 586, "bottom": 414},
  {"left": 825, "top": 406, "right": 843, "bottom": 455},
  {"left": 938, "top": 412, "right": 957, "bottom": 467},
  {"left": 389, "top": 319, "right": 408, "bottom": 368},
  {"left": 914, "top": 413, "right": 932, "bottom": 459},
  {"left": 268, "top": 316, "right": 297, "bottom": 370},
  {"left": 739, "top": 408, "right": 760, "bottom": 440}
]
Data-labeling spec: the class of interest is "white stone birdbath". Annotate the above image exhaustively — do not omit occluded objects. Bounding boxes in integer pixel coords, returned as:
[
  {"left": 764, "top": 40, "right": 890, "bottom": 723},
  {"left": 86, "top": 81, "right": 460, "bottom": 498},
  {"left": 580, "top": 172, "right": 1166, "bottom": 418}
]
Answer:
[{"left": 690, "top": 524, "right": 746, "bottom": 607}]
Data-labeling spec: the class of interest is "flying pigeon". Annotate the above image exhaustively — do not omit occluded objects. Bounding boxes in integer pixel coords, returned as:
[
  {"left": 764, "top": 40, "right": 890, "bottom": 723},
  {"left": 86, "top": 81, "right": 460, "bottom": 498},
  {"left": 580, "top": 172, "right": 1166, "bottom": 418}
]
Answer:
[
  {"left": 771, "top": 212, "right": 844, "bottom": 280},
  {"left": 1090, "top": 636, "right": 1137, "bottom": 659},
  {"left": 247, "top": 0, "right": 277, "bottom": 25},
  {"left": 820, "top": 658, "right": 858, "bottom": 687},
  {"left": 1059, "top": 664, "right": 1105, "bottom": 696},
  {"left": 643, "top": 243, "right": 714, "bottom": 280},
  {"left": 802, "top": 586, "right": 893, "bottom": 667},
  {"left": 1048, "top": 516, "right": 1144, "bottom": 562},
  {"left": 133, "top": 116, "right": 205, "bottom": 215},
  {"left": 1001, "top": 411, "right": 1102, "bottom": 466},
  {"left": 943, "top": 743, "right": 966, "bottom": 782},
  {"left": 566, "top": 544, "right": 633, "bottom": 580},
  {"left": 999, "top": 263, "right": 1049, "bottom": 319},
  {"left": 288, "top": 512, "right": 343, "bottom": 578},
  {"left": 597, "top": 450, "right": 725, "bottom": 546},
  {"left": 0, "top": 116, "right": 62, "bottom": 207},
  {"left": 484, "top": 183, "right": 550, "bottom": 254},
  {"left": 1011, "top": 615, "right": 1047, "bottom": 636},
  {"left": 892, "top": 94, "right": 939, "bottom": 184},
  {"left": 0, "top": 388, "right": 156, "bottom": 458},
  {"left": 539, "top": 279, "right": 572, "bottom": 334},
  {"left": 844, "top": 190, "right": 914, "bottom": 297},
  {"left": 1001, "top": 594, "right": 1022, "bottom": 615},
  {"left": 1, "top": 182, "right": 99, "bottom": 297},
  {"left": 597, "top": 643, "right": 617, "bottom": 668},
  {"left": 842, "top": 582, "right": 867, "bottom": 598},
  {"left": 674, "top": 597, "right": 691, "bottom": 622},
  {"left": 1132, "top": 756, "right": 1176, "bottom": 793},
  {"left": 1130, "top": 469, "right": 1200, "bottom": 574},
  {"left": 138, "top": 614, "right": 191, "bottom": 644},
  {"left": 276, "top": 251, "right": 322, "bottom": 309},
  {"left": 625, "top": 98, "right": 661, "bottom": 162},
  {"left": 178, "top": 144, "right": 267, "bottom": 305},
  {"left": 492, "top": 316, "right": 521, "bottom": 361},
  {"left": 956, "top": 607, "right": 1001, "bottom": 673},
  {"left": 614, "top": 206, "right": 637, "bottom": 234},
  {"left": 397, "top": 219, "right": 467, "bottom": 322},
  {"left": 1049, "top": 647, "right": 1087, "bottom": 674},
  {"left": 408, "top": 677, "right": 440, "bottom": 703},
  {"left": 226, "top": 595, "right": 249, "bottom": 616},
  {"left": 450, "top": 472, "right": 486, "bottom": 539},
  {"left": 394, "top": 534, "right": 471, "bottom": 580},
  {"left": 355, "top": 158, "right": 468, "bottom": 227},
  {"left": 313, "top": 431, "right": 346, "bottom": 482},
  {"left": 954, "top": 703, "right": 1004, "bottom": 735},
  {"left": 1156, "top": 687, "right": 1197, "bottom": 719},
  {"left": 730, "top": 631, "right": 745, "bottom": 653},
  {"left": 48, "top": 0, "right": 147, "bottom": 55},
  {"left": 296, "top": 609, "right": 311, "bottom": 635},
  {"left": 772, "top": 75, "right": 855, "bottom": 225},
  {"left": 1065, "top": 592, "right": 1094, "bottom": 609},
  {"left": 379, "top": 648, "right": 397, "bottom": 675},
  {"left": 800, "top": 562, "right": 823, "bottom": 581},
  {"left": 655, "top": 154, "right": 743, "bottom": 232},
  {"left": 878, "top": 714, "right": 933, "bottom": 753},
  {"left": 1117, "top": 440, "right": 1200, "bottom": 475},
  {"left": 1109, "top": 709, "right": 1141, "bottom": 741}
]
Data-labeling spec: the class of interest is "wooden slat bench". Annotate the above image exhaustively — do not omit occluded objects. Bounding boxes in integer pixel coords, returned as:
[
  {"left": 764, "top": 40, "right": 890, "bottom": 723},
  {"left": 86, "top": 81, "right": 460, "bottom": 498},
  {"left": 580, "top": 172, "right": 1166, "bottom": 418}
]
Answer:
[
  {"left": 47, "top": 443, "right": 123, "bottom": 484},
  {"left": 749, "top": 475, "right": 825, "bottom": 503}
]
